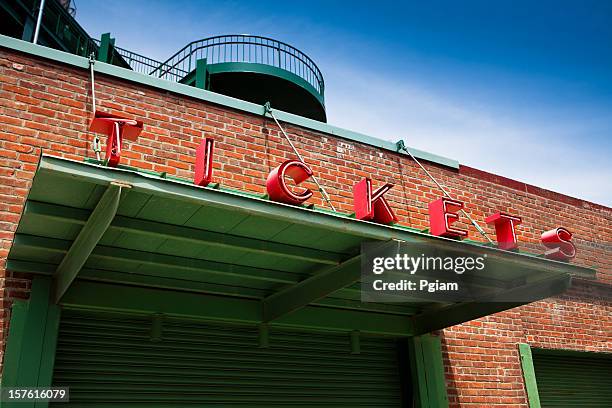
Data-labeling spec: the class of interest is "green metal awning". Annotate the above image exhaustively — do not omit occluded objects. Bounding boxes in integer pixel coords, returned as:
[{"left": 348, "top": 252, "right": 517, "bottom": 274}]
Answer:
[{"left": 7, "top": 155, "right": 595, "bottom": 336}]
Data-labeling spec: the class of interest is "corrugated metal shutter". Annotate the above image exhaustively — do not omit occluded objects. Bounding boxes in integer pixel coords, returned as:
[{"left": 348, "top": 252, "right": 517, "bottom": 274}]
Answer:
[
  {"left": 52, "top": 309, "right": 403, "bottom": 407},
  {"left": 532, "top": 351, "right": 612, "bottom": 407}
]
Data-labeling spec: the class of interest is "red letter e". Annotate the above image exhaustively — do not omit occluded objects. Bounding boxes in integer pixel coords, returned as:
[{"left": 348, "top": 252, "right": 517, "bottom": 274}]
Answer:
[{"left": 428, "top": 197, "right": 468, "bottom": 239}]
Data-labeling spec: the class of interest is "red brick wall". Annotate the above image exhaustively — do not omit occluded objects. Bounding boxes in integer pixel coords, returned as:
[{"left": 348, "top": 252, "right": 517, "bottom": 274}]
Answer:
[{"left": 1, "top": 47, "right": 610, "bottom": 407}]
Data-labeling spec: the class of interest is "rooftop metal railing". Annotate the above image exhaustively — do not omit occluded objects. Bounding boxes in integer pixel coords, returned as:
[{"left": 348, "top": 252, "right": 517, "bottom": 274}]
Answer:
[
  {"left": 149, "top": 35, "right": 325, "bottom": 96},
  {"left": 86, "top": 35, "right": 324, "bottom": 96},
  {"left": 90, "top": 39, "right": 189, "bottom": 82}
]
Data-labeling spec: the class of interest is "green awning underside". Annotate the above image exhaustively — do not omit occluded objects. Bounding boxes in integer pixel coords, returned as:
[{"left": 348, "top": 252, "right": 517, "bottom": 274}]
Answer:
[{"left": 7, "top": 155, "right": 595, "bottom": 336}]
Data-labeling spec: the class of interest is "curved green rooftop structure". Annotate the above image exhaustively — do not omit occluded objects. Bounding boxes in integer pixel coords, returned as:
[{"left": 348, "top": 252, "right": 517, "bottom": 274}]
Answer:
[{"left": 151, "top": 35, "right": 327, "bottom": 122}]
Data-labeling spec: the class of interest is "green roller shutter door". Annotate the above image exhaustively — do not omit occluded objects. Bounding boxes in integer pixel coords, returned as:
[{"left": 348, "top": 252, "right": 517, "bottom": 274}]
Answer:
[
  {"left": 532, "top": 351, "right": 612, "bottom": 407},
  {"left": 51, "top": 309, "right": 403, "bottom": 407}
]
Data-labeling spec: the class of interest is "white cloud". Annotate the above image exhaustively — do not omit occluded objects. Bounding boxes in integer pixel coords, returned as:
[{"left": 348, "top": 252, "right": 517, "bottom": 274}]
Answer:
[{"left": 323, "top": 62, "right": 612, "bottom": 206}]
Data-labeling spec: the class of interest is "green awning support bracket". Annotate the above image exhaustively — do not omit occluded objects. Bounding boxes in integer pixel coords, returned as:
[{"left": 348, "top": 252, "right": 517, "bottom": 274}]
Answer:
[
  {"left": 261, "top": 253, "right": 363, "bottom": 322},
  {"left": 518, "top": 343, "right": 542, "bottom": 408},
  {"left": 53, "top": 181, "right": 126, "bottom": 303}
]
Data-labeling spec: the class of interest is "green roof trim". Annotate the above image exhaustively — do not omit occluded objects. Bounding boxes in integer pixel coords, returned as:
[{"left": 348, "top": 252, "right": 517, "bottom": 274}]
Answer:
[{"left": 0, "top": 34, "right": 459, "bottom": 169}]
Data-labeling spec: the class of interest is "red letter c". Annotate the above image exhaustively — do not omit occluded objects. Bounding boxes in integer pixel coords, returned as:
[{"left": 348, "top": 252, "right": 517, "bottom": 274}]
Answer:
[{"left": 266, "top": 160, "right": 313, "bottom": 205}]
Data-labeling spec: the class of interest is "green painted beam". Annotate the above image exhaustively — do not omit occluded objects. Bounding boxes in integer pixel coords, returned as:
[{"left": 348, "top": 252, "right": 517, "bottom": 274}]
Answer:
[
  {"left": 518, "top": 343, "right": 542, "bottom": 408},
  {"left": 17, "top": 278, "right": 52, "bottom": 388},
  {"left": 60, "top": 281, "right": 414, "bottom": 336},
  {"left": 7, "top": 259, "right": 421, "bottom": 316},
  {"left": 1, "top": 277, "right": 61, "bottom": 408},
  {"left": 411, "top": 274, "right": 572, "bottom": 335},
  {"left": 409, "top": 334, "right": 449, "bottom": 408},
  {"left": 262, "top": 254, "right": 363, "bottom": 322},
  {"left": 15, "top": 233, "right": 302, "bottom": 285},
  {"left": 53, "top": 182, "right": 124, "bottom": 303},
  {"left": 23, "top": 200, "right": 344, "bottom": 265}
]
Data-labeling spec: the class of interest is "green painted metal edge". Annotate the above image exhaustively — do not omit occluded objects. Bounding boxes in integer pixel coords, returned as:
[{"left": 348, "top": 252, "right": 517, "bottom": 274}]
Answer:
[
  {"left": 409, "top": 334, "right": 449, "bottom": 408},
  {"left": 1, "top": 277, "right": 61, "bottom": 408},
  {"left": 207, "top": 62, "right": 325, "bottom": 106},
  {"left": 0, "top": 34, "right": 459, "bottom": 169},
  {"left": 34, "top": 155, "right": 597, "bottom": 280},
  {"left": 518, "top": 343, "right": 542, "bottom": 408}
]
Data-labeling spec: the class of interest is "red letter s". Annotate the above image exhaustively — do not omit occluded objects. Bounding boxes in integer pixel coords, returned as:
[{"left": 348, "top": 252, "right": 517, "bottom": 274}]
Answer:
[{"left": 541, "top": 227, "right": 576, "bottom": 261}]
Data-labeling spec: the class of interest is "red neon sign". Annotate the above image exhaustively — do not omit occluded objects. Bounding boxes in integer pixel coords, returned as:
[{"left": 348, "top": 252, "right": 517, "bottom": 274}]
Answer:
[
  {"left": 486, "top": 212, "right": 522, "bottom": 250},
  {"left": 184, "top": 140, "right": 577, "bottom": 260},
  {"left": 194, "top": 138, "right": 214, "bottom": 187},
  {"left": 266, "top": 160, "right": 314, "bottom": 205},
  {"left": 353, "top": 178, "right": 398, "bottom": 224},
  {"left": 541, "top": 227, "right": 576, "bottom": 262},
  {"left": 428, "top": 197, "right": 468, "bottom": 239}
]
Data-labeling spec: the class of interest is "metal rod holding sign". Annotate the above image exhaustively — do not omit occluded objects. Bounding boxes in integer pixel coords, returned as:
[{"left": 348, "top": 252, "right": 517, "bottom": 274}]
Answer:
[
  {"left": 264, "top": 102, "right": 336, "bottom": 211},
  {"left": 32, "top": 0, "right": 46, "bottom": 44},
  {"left": 88, "top": 53, "right": 102, "bottom": 160},
  {"left": 396, "top": 140, "right": 494, "bottom": 244}
]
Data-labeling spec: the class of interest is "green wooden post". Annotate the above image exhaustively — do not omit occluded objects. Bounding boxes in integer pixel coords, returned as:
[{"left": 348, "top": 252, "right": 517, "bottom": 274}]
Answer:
[
  {"left": 195, "top": 58, "right": 208, "bottom": 89},
  {"left": 97, "top": 32, "right": 115, "bottom": 63},
  {"left": 408, "top": 334, "right": 449, "bottom": 408},
  {"left": 1, "top": 277, "right": 61, "bottom": 408},
  {"left": 2, "top": 300, "right": 29, "bottom": 387},
  {"left": 518, "top": 343, "right": 542, "bottom": 408}
]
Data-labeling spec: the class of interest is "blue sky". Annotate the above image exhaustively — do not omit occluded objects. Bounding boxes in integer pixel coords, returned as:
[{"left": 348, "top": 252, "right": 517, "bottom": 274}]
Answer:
[{"left": 75, "top": 0, "right": 612, "bottom": 205}]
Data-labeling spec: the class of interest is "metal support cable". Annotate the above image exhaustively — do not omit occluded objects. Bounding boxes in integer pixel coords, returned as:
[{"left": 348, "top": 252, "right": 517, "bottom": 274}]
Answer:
[
  {"left": 89, "top": 54, "right": 101, "bottom": 161},
  {"left": 263, "top": 103, "right": 336, "bottom": 211},
  {"left": 89, "top": 53, "right": 97, "bottom": 111},
  {"left": 396, "top": 140, "right": 494, "bottom": 244},
  {"left": 32, "top": 0, "right": 46, "bottom": 44}
]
